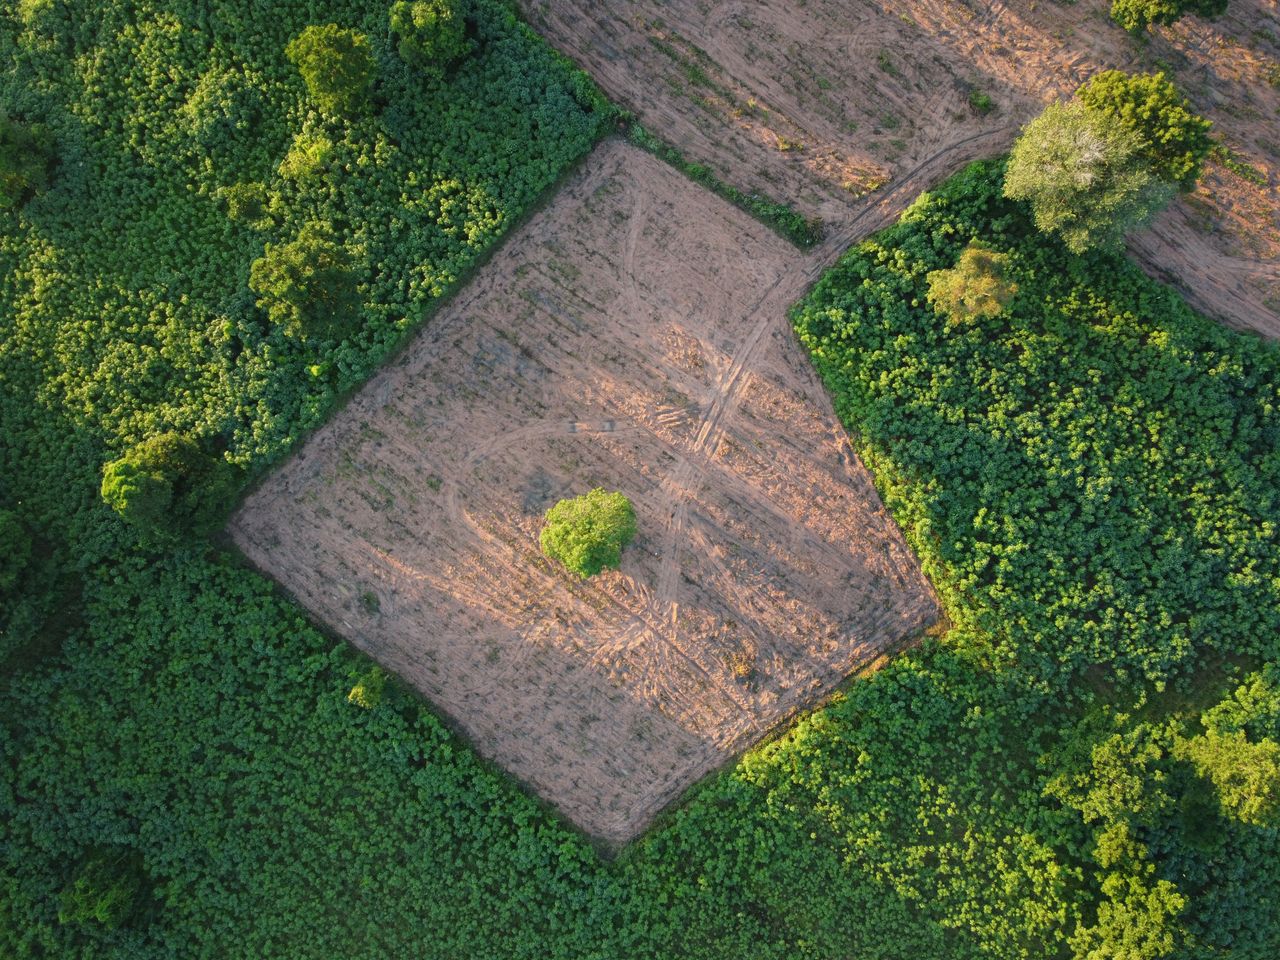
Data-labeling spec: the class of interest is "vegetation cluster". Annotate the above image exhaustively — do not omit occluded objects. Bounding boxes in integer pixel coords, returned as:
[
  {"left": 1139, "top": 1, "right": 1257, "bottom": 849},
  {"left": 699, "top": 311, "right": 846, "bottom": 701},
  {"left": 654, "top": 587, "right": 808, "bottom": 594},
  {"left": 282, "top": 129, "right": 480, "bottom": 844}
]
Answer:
[
  {"left": 0, "top": 3, "right": 1276, "bottom": 959},
  {"left": 0, "top": 0, "right": 612, "bottom": 557}
]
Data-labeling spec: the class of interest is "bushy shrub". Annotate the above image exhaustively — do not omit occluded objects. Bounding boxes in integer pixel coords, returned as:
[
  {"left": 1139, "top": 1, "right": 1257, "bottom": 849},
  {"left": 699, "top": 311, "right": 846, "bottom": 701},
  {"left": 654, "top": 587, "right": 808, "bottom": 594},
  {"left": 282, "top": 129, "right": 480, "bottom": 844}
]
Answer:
[
  {"left": 1077, "top": 71, "right": 1213, "bottom": 191},
  {"left": 540, "top": 488, "right": 636, "bottom": 578},
  {"left": 347, "top": 665, "right": 387, "bottom": 708},
  {"left": 222, "top": 181, "right": 270, "bottom": 225},
  {"left": 285, "top": 24, "right": 375, "bottom": 115},
  {"left": 1004, "top": 99, "right": 1173, "bottom": 253},
  {"left": 277, "top": 130, "right": 335, "bottom": 180},
  {"left": 389, "top": 1, "right": 473, "bottom": 76},
  {"left": 968, "top": 90, "right": 994, "bottom": 115},
  {"left": 249, "top": 223, "right": 361, "bottom": 339}
]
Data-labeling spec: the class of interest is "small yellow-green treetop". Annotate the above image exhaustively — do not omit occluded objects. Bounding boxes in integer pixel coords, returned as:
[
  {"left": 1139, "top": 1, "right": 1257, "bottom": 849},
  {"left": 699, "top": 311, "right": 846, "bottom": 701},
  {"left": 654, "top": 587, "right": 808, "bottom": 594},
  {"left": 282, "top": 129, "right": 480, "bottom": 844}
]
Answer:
[
  {"left": 348, "top": 666, "right": 387, "bottom": 709},
  {"left": 926, "top": 241, "right": 1018, "bottom": 324}
]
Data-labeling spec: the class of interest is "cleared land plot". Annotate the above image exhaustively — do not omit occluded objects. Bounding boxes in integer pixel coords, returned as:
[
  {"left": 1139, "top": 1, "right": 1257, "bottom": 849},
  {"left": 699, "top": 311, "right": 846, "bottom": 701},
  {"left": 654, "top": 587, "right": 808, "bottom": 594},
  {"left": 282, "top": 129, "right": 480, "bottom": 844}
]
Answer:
[
  {"left": 519, "top": 0, "right": 1280, "bottom": 337},
  {"left": 229, "top": 140, "right": 937, "bottom": 845}
]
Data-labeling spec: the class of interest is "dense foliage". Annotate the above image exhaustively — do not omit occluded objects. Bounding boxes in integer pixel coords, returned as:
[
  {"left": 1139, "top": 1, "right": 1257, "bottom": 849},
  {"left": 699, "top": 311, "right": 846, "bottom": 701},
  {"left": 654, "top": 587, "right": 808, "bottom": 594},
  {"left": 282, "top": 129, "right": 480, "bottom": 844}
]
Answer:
[
  {"left": 540, "top": 488, "right": 637, "bottom": 578},
  {"left": 0, "top": 0, "right": 612, "bottom": 558},
  {"left": 797, "top": 158, "right": 1279, "bottom": 685},
  {"left": 1004, "top": 99, "right": 1173, "bottom": 253},
  {"left": 0, "top": 112, "right": 52, "bottom": 207},
  {"left": 1077, "top": 71, "right": 1213, "bottom": 192},
  {"left": 2, "top": 4, "right": 1277, "bottom": 958},
  {"left": 1111, "top": 0, "right": 1229, "bottom": 33}
]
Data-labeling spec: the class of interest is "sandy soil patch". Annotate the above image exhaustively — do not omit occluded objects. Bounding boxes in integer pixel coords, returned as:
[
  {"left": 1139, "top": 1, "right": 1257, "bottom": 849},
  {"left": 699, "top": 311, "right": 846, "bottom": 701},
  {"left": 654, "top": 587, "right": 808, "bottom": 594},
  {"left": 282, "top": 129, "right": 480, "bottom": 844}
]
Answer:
[
  {"left": 229, "top": 140, "right": 938, "bottom": 846},
  {"left": 519, "top": 0, "right": 1280, "bottom": 337}
]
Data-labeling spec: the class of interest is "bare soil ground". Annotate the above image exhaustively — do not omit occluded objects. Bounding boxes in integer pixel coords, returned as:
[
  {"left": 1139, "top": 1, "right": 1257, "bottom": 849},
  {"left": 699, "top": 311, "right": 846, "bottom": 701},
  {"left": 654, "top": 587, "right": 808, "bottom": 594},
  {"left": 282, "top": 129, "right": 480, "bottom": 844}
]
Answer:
[
  {"left": 519, "top": 0, "right": 1280, "bottom": 337},
  {"left": 230, "top": 140, "right": 938, "bottom": 846}
]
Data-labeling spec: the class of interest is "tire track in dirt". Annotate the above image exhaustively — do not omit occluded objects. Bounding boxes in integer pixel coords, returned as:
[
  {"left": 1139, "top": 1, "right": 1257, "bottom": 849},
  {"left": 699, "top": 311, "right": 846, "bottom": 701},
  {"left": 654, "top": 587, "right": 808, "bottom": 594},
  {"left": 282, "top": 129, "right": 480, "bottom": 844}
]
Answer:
[
  {"left": 641, "top": 127, "right": 1008, "bottom": 703},
  {"left": 813, "top": 123, "right": 1023, "bottom": 263}
]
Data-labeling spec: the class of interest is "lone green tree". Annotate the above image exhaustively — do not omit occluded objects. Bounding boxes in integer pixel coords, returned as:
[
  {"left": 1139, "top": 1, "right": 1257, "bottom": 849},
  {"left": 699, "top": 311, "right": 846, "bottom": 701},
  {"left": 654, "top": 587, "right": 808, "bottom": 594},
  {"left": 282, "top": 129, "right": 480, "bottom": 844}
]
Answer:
[
  {"left": 926, "top": 241, "right": 1018, "bottom": 324},
  {"left": 389, "top": 1, "right": 473, "bottom": 75},
  {"left": 1110, "top": 0, "right": 1227, "bottom": 33},
  {"left": 0, "top": 113, "right": 53, "bottom": 208},
  {"left": 101, "top": 432, "right": 231, "bottom": 543},
  {"left": 1077, "top": 71, "right": 1213, "bottom": 191},
  {"left": 540, "top": 488, "right": 637, "bottom": 578},
  {"left": 249, "top": 223, "right": 360, "bottom": 339},
  {"left": 285, "top": 24, "right": 375, "bottom": 115},
  {"left": 1003, "top": 99, "right": 1174, "bottom": 254}
]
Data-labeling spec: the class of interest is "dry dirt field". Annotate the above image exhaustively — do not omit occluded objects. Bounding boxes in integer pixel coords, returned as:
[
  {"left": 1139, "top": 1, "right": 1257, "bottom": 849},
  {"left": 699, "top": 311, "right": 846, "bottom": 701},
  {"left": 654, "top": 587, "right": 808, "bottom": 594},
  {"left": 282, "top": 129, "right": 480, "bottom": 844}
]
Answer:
[
  {"left": 230, "top": 140, "right": 938, "bottom": 846},
  {"left": 519, "top": 0, "right": 1280, "bottom": 337}
]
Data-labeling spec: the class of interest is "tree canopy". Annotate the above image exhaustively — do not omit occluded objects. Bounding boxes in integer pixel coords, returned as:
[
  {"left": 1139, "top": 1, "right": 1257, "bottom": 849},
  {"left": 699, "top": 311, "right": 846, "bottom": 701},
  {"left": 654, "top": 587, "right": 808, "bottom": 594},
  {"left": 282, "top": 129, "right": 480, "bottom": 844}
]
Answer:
[
  {"left": 389, "top": 1, "right": 473, "bottom": 75},
  {"left": 540, "top": 488, "right": 637, "bottom": 578},
  {"left": 100, "top": 433, "right": 230, "bottom": 543},
  {"left": 1077, "top": 71, "right": 1213, "bottom": 192},
  {"left": 248, "top": 223, "right": 361, "bottom": 339},
  {"left": 1003, "top": 99, "right": 1174, "bottom": 254},
  {"left": 285, "top": 24, "right": 375, "bottom": 115}
]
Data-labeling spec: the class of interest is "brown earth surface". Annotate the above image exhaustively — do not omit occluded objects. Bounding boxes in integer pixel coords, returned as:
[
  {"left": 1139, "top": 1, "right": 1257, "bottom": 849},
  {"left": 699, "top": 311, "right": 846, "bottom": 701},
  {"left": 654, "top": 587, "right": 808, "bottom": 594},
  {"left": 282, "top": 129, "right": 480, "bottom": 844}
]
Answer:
[
  {"left": 519, "top": 0, "right": 1280, "bottom": 337},
  {"left": 229, "top": 140, "right": 938, "bottom": 847}
]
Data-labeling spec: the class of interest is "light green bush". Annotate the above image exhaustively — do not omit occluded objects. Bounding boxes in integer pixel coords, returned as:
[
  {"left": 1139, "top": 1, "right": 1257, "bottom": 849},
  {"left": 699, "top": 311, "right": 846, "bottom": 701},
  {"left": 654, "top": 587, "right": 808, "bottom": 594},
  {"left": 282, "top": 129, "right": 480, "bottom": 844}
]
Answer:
[{"left": 540, "top": 489, "right": 637, "bottom": 578}]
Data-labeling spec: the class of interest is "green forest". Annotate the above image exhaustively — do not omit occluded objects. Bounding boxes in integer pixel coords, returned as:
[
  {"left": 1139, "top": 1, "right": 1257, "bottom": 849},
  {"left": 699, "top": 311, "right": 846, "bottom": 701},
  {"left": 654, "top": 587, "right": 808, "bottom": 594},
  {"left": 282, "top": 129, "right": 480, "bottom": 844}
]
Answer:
[{"left": 3, "top": 1, "right": 1279, "bottom": 958}]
